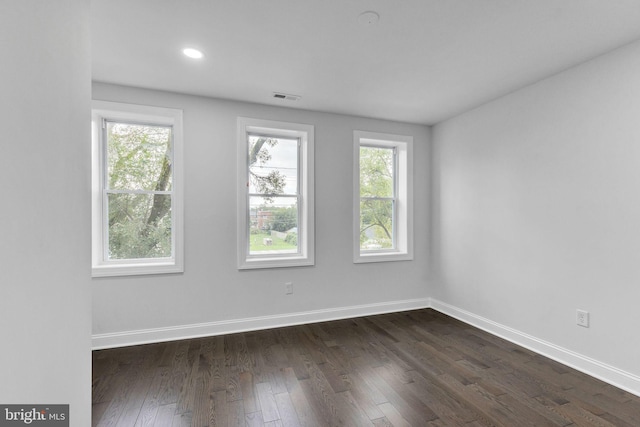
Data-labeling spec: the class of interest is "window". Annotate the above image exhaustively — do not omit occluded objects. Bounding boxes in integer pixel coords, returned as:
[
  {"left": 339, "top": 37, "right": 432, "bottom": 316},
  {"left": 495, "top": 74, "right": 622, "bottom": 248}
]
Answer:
[
  {"left": 354, "top": 131, "right": 413, "bottom": 263},
  {"left": 237, "top": 117, "right": 314, "bottom": 269},
  {"left": 91, "top": 101, "right": 183, "bottom": 277}
]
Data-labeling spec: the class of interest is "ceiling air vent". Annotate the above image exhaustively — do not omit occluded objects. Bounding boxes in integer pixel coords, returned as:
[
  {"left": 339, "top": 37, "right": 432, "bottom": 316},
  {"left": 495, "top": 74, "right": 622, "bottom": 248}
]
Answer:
[{"left": 273, "top": 92, "right": 300, "bottom": 101}]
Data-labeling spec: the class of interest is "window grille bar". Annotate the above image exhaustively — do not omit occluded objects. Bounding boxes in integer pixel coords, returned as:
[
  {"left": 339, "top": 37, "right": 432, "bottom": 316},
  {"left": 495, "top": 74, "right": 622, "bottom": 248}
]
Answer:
[
  {"left": 106, "top": 189, "right": 173, "bottom": 195},
  {"left": 360, "top": 196, "right": 395, "bottom": 201}
]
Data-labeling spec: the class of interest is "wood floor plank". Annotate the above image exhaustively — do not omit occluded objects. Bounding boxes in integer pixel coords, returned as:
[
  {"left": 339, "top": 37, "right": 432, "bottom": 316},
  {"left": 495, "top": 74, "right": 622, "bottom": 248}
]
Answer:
[
  {"left": 189, "top": 341, "right": 213, "bottom": 427},
  {"left": 239, "top": 371, "right": 258, "bottom": 413},
  {"left": 371, "top": 416, "right": 393, "bottom": 427},
  {"left": 92, "top": 402, "right": 110, "bottom": 427},
  {"left": 244, "top": 411, "right": 263, "bottom": 427},
  {"left": 159, "top": 341, "right": 190, "bottom": 406},
  {"left": 226, "top": 399, "right": 245, "bottom": 427},
  {"left": 175, "top": 341, "right": 200, "bottom": 414},
  {"left": 553, "top": 401, "right": 619, "bottom": 427},
  {"left": 406, "top": 370, "right": 480, "bottom": 425},
  {"left": 190, "top": 375, "right": 210, "bottom": 427},
  {"left": 226, "top": 367, "right": 243, "bottom": 402},
  {"left": 374, "top": 364, "right": 439, "bottom": 423},
  {"left": 282, "top": 345, "right": 312, "bottom": 380},
  {"left": 565, "top": 386, "right": 640, "bottom": 426},
  {"left": 377, "top": 402, "right": 412, "bottom": 427},
  {"left": 210, "top": 357, "right": 226, "bottom": 393},
  {"left": 299, "top": 362, "right": 349, "bottom": 425},
  {"left": 349, "top": 357, "right": 390, "bottom": 406},
  {"left": 317, "top": 360, "right": 351, "bottom": 393},
  {"left": 298, "top": 377, "right": 340, "bottom": 425},
  {"left": 93, "top": 309, "right": 640, "bottom": 426},
  {"left": 134, "top": 367, "right": 171, "bottom": 427},
  {"left": 342, "top": 371, "right": 386, "bottom": 420},
  {"left": 282, "top": 367, "right": 323, "bottom": 426},
  {"left": 152, "top": 403, "right": 175, "bottom": 427},
  {"left": 334, "top": 389, "right": 378, "bottom": 426},
  {"left": 97, "top": 360, "right": 147, "bottom": 427},
  {"left": 256, "top": 381, "right": 281, "bottom": 422},
  {"left": 170, "top": 410, "right": 191, "bottom": 427},
  {"left": 209, "top": 389, "right": 228, "bottom": 427},
  {"left": 112, "top": 372, "right": 154, "bottom": 427},
  {"left": 274, "top": 392, "right": 301, "bottom": 427}
]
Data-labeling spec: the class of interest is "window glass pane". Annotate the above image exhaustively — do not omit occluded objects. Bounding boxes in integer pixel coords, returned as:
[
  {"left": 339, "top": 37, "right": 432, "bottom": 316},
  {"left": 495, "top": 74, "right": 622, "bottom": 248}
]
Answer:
[
  {"left": 248, "top": 135, "right": 298, "bottom": 195},
  {"left": 107, "top": 122, "right": 172, "bottom": 191},
  {"left": 107, "top": 193, "right": 172, "bottom": 259},
  {"left": 249, "top": 196, "right": 298, "bottom": 255},
  {"left": 360, "top": 199, "right": 394, "bottom": 250},
  {"left": 360, "top": 146, "right": 393, "bottom": 198}
]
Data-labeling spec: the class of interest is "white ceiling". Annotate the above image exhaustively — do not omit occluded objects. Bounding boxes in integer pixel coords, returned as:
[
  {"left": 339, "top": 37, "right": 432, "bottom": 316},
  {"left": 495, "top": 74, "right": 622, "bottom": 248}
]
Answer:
[{"left": 92, "top": 1, "right": 640, "bottom": 125}]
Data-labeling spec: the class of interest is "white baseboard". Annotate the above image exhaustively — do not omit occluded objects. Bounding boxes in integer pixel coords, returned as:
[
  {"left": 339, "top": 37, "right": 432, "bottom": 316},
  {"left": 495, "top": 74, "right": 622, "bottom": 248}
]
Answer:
[
  {"left": 92, "top": 296, "right": 640, "bottom": 397},
  {"left": 92, "top": 298, "right": 430, "bottom": 350},
  {"left": 430, "top": 298, "right": 640, "bottom": 398}
]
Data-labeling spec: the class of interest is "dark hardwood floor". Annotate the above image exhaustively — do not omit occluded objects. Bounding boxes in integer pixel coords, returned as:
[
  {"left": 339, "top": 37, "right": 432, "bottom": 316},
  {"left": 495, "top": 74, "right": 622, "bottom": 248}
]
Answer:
[{"left": 92, "top": 309, "right": 640, "bottom": 426}]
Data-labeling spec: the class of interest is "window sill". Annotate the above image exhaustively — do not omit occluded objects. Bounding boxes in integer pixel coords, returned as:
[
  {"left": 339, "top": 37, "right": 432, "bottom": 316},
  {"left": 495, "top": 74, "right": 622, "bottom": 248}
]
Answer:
[
  {"left": 354, "top": 251, "right": 413, "bottom": 264},
  {"left": 238, "top": 255, "right": 314, "bottom": 270},
  {"left": 92, "top": 261, "right": 183, "bottom": 278}
]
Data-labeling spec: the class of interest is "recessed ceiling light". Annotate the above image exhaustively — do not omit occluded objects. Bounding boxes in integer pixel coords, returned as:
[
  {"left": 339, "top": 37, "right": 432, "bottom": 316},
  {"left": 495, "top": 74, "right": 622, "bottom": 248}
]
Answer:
[
  {"left": 182, "top": 48, "right": 204, "bottom": 59},
  {"left": 358, "top": 11, "right": 380, "bottom": 25}
]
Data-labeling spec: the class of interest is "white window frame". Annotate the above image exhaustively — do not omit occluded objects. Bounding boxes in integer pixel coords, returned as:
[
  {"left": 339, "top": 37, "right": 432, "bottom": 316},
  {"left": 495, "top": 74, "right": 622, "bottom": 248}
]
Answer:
[
  {"left": 91, "top": 100, "right": 184, "bottom": 277},
  {"left": 237, "top": 117, "right": 314, "bottom": 269},
  {"left": 354, "top": 131, "right": 413, "bottom": 263}
]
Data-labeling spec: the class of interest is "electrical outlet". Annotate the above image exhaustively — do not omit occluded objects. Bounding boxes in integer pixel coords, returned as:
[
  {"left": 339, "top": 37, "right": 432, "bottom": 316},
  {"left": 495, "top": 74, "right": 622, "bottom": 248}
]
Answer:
[
  {"left": 576, "top": 309, "right": 589, "bottom": 328},
  {"left": 285, "top": 282, "right": 293, "bottom": 295}
]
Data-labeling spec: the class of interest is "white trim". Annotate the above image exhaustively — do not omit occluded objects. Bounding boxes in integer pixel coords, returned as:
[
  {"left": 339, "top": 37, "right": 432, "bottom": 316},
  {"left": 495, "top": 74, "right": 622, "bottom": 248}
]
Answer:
[
  {"left": 430, "top": 298, "right": 640, "bottom": 398},
  {"left": 92, "top": 298, "right": 429, "bottom": 349},
  {"left": 91, "top": 100, "right": 184, "bottom": 277},
  {"left": 353, "top": 131, "right": 413, "bottom": 263},
  {"left": 237, "top": 117, "right": 314, "bottom": 269}
]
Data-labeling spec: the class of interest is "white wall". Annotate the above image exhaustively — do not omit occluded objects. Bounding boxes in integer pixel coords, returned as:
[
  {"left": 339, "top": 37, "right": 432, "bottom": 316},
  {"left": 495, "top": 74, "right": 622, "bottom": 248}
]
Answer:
[
  {"left": 432, "top": 40, "right": 640, "bottom": 393},
  {"left": 91, "top": 83, "right": 431, "bottom": 347},
  {"left": 0, "top": 1, "right": 92, "bottom": 425}
]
